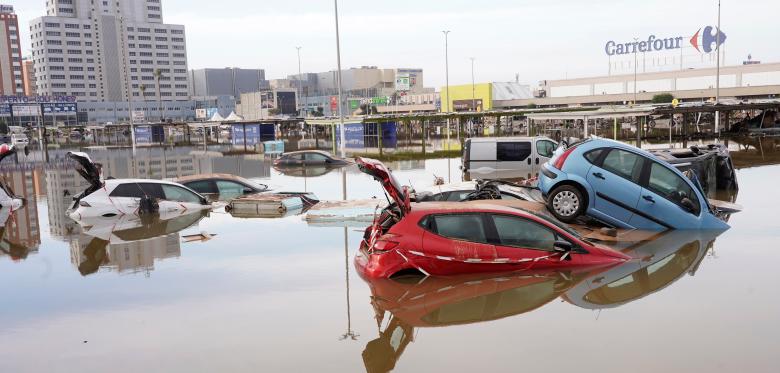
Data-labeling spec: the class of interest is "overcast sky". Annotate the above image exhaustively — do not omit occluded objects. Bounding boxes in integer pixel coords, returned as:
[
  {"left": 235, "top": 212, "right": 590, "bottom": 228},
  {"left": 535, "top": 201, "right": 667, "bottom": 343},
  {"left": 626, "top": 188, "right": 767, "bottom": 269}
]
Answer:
[{"left": 12, "top": 0, "right": 780, "bottom": 88}]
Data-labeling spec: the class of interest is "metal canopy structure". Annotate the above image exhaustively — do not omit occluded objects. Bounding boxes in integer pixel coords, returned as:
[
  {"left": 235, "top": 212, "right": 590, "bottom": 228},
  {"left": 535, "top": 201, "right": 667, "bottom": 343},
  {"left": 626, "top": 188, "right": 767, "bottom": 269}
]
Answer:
[{"left": 525, "top": 106, "right": 655, "bottom": 121}]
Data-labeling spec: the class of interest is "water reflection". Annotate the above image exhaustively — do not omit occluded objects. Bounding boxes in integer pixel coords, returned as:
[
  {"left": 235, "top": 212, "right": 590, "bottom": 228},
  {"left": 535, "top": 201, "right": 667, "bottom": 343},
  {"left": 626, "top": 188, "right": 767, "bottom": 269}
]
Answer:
[{"left": 71, "top": 210, "right": 208, "bottom": 276}]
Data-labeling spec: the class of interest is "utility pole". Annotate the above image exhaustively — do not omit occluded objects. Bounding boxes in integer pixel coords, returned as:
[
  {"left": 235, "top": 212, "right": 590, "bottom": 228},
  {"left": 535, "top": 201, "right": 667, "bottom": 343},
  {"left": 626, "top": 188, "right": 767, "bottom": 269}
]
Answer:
[
  {"left": 633, "top": 37, "right": 638, "bottom": 107},
  {"left": 715, "top": 0, "right": 722, "bottom": 137},
  {"left": 296, "top": 46, "right": 303, "bottom": 117},
  {"left": 120, "top": 16, "right": 135, "bottom": 153},
  {"left": 334, "top": 0, "right": 345, "bottom": 157}
]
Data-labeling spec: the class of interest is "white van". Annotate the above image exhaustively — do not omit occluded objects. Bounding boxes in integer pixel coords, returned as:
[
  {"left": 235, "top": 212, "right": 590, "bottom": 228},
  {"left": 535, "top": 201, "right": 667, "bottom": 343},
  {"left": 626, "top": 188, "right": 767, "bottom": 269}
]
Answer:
[{"left": 461, "top": 136, "right": 558, "bottom": 180}]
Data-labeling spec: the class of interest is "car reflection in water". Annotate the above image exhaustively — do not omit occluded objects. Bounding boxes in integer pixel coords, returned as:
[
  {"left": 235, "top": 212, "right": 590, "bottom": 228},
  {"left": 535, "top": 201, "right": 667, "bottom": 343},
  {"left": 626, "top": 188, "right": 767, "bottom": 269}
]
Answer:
[
  {"left": 360, "top": 230, "right": 723, "bottom": 372},
  {"left": 71, "top": 210, "right": 210, "bottom": 276},
  {"left": 563, "top": 230, "right": 722, "bottom": 309},
  {"left": 360, "top": 267, "right": 606, "bottom": 373}
]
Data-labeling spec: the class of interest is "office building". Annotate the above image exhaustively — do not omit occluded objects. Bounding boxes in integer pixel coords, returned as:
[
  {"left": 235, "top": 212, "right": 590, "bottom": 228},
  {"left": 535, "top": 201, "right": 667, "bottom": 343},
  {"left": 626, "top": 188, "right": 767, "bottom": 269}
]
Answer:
[
  {"left": 22, "top": 57, "right": 36, "bottom": 95},
  {"left": 0, "top": 4, "right": 23, "bottom": 95},
  {"left": 29, "top": 0, "right": 189, "bottom": 102}
]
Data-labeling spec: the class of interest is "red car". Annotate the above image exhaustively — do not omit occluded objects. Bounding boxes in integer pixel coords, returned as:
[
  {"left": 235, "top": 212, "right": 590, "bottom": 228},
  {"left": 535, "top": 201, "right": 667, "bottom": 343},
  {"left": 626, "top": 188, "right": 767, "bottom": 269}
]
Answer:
[{"left": 355, "top": 157, "right": 630, "bottom": 278}]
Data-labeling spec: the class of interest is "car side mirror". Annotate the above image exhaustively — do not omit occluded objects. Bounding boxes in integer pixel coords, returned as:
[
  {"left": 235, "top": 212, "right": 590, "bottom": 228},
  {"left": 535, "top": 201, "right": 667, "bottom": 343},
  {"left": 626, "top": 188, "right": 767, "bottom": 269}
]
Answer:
[
  {"left": 681, "top": 197, "right": 696, "bottom": 213},
  {"left": 243, "top": 188, "right": 254, "bottom": 194}
]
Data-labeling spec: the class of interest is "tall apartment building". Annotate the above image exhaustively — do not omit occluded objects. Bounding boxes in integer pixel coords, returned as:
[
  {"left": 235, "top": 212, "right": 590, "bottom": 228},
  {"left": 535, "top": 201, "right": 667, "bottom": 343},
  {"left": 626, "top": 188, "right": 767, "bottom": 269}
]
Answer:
[
  {"left": 29, "top": 0, "right": 189, "bottom": 102},
  {"left": 22, "top": 57, "right": 36, "bottom": 95},
  {"left": 0, "top": 4, "right": 24, "bottom": 95}
]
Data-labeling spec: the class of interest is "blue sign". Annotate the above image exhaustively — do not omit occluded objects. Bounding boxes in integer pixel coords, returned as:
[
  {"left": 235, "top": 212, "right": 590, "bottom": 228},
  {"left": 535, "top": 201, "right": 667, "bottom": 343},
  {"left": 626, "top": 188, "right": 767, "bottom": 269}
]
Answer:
[
  {"left": 231, "top": 123, "right": 276, "bottom": 147},
  {"left": 134, "top": 126, "right": 152, "bottom": 144},
  {"left": 42, "top": 103, "right": 77, "bottom": 114},
  {"left": 0, "top": 104, "right": 9, "bottom": 116},
  {"left": 605, "top": 26, "right": 726, "bottom": 56}
]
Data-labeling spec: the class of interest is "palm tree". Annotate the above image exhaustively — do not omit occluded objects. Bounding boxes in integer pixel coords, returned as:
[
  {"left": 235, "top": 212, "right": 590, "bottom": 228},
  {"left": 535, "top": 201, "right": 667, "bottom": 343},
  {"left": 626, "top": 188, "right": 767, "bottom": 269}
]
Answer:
[
  {"left": 139, "top": 84, "right": 147, "bottom": 100},
  {"left": 154, "top": 69, "right": 163, "bottom": 122}
]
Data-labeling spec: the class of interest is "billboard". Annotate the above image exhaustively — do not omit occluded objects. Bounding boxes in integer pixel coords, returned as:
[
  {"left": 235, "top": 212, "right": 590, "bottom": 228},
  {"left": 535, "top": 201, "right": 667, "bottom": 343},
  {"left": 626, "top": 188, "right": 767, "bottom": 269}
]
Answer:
[
  {"left": 134, "top": 126, "right": 152, "bottom": 144},
  {"left": 11, "top": 104, "right": 41, "bottom": 117},
  {"left": 395, "top": 74, "right": 411, "bottom": 91},
  {"left": 276, "top": 91, "right": 297, "bottom": 115},
  {"left": 42, "top": 103, "right": 77, "bottom": 114},
  {"left": 195, "top": 108, "right": 207, "bottom": 119},
  {"left": 231, "top": 123, "right": 275, "bottom": 147},
  {"left": 0, "top": 104, "right": 10, "bottom": 116},
  {"left": 330, "top": 96, "right": 338, "bottom": 111},
  {"left": 132, "top": 110, "right": 146, "bottom": 123}
]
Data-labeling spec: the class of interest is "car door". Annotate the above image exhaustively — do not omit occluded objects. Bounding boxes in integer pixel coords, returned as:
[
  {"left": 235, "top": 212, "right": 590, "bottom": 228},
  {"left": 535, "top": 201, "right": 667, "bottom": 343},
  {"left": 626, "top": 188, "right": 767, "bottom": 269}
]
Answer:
[
  {"left": 629, "top": 161, "right": 703, "bottom": 230},
  {"left": 465, "top": 141, "right": 497, "bottom": 180},
  {"left": 422, "top": 213, "right": 497, "bottom": 261},
  {"left": 533, "top": 139, "right": 557, "bottom": 176},
  {"left": 495, "top": 141, "right": 533, "bottom": 180},
  {"left": 489, "top": 214, "right": 584, "bottom": 265},
  {"left": 586, "top": 148, "right": 644, "bottom": 226},
  {"left": 160, "top": 184, "right": 206, "bottom": 212}
]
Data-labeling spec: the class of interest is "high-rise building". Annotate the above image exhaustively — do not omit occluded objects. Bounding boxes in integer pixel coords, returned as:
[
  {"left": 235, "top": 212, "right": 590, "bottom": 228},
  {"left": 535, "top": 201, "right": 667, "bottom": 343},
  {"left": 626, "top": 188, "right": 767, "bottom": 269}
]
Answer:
[
  {"left": 29, "top": 0, "right": 189, "bottom": 102},
  {"left": 21, "top": 57, "right": 36, "bottom": 95},
  {"left": 189, "top": 68, "right": 268, "bottom": 100},
  {"left": 0, "top": 4, "right": 24, "bottom": 95}
]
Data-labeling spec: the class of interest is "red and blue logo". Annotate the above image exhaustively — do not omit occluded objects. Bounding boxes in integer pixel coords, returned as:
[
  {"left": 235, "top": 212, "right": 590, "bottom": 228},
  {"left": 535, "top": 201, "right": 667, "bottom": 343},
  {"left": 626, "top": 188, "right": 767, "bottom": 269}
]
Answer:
[{"left": 690, "top": 26, "right": 727, "bottom": 53}]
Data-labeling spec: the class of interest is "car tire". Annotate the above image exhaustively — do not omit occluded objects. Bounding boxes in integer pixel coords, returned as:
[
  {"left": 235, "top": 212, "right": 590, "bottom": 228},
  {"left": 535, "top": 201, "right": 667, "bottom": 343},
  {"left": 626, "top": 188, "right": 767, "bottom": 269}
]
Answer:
[{"left": 547, "top": 185, "right": 585, "bottom": 223}]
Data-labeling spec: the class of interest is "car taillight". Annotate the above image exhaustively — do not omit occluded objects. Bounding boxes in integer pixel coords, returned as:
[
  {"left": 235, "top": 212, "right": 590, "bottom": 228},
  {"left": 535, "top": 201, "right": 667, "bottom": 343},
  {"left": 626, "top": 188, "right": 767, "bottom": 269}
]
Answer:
[
  {"left": 79, "top": 201, "right": 91, "bottom": 207},
  {"left": 373, "top": 239, "right": 400, "bottom": 253},
  {"left": 552, "top": 146, "right": 577, "bottom": 170}
]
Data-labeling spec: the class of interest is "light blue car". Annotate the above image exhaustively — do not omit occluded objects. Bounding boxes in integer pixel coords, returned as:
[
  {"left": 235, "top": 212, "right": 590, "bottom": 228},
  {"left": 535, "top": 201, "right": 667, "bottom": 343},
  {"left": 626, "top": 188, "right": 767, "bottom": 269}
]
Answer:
[{"left": 537, "top": 138, "right": 729, "bottom": 230}]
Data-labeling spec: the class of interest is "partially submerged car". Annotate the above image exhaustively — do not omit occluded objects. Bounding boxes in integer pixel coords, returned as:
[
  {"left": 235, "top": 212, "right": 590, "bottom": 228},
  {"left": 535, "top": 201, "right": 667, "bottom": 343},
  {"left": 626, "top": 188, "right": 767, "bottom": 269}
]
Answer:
[
  {"left": 67, "top": 152, "right": 211, "bottom": 220},
  {"left": 538, "top": 138, "right": 730, "bottom": 230},
  {"left": 273, "top": 150, "right": 350, "bottom": 167},
  {"left": 0, "top": 144, "right": 24, "bottom": 210},
  {"left": 354, "top": 157, "right": 629, "bottom": 278},
  {"left": 175, "top": 173, "right": 269, "bottom": 201}
]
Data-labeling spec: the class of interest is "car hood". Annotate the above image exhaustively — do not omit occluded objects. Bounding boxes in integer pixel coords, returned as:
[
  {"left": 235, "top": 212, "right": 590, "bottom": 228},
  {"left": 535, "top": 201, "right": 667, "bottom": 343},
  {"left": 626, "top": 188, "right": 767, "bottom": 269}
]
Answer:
[
  {"left": 356, "top": 157, "right": 410, "bottom": 214},
  {"left": 67, "top": 151, "right": 103, "bottom": 189}
]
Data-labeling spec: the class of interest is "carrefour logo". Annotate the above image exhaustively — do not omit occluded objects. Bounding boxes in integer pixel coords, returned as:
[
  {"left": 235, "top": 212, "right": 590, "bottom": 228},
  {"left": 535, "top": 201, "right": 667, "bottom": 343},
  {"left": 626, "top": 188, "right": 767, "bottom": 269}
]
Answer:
[{"left": 605, "top": 26, "right": 726, "bottom": 56}]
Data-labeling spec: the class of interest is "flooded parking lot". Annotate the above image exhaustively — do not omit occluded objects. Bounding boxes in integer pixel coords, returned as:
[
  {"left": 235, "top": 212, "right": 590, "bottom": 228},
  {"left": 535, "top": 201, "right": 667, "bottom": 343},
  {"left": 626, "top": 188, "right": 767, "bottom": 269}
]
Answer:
[{"left": 0, "top": 139, "right": 778, "bottom": 372}]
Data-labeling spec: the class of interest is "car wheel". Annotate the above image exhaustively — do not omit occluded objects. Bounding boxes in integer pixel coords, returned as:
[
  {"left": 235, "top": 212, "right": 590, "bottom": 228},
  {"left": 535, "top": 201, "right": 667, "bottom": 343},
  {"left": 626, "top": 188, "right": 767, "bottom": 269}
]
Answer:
[{"left": 548, "top": 185, "right": 585, "bottom": 223}]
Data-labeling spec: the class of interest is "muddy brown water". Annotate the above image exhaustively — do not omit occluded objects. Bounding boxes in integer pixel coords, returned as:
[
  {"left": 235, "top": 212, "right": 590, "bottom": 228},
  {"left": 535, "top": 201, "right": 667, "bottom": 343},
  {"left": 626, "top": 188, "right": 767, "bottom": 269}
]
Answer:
[{"left": 0, "top": 142, "right": 777, "bottom": 372}]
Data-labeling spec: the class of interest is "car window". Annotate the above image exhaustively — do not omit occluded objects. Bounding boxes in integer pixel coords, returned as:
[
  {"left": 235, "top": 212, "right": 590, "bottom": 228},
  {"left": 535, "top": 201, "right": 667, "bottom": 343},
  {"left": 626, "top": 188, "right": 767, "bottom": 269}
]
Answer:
[
  {"left": 109, "top": 183, "right": 164, "bottom": 199},
  {"left": 431, "top": 214, "right": 488, "bottom": 243},
  {"left": 445, "top": 190, "right": 472, "bottom": 201},
  {"left": 583, "top": 148, "right": 604, "bottom": 165},
  {"left": 647, "top": 162, "right": 700, "bottom": 215},
  {"left": 601, "top": 149, "right": 643, "bottom": 182},
  {"left": 536, "top": 140, "right": 556, "bottom": 158},
  {"left": 161, "top": 184, "right": 203, "bottom": 203},
  {"left": 305, "top": 153, "right": 328, "bottom": 161},
  {"left": 491, "top": 215, "right": 557, "bottom": 251},
  {"left": 497, "top": 142, "right": 531, "bottom": 162},
  {"left": 216, "top": 180, "right": 247, "bottom": 194},
  {"left": 185, "top": 180, "right": 215, "bottom": 194}
]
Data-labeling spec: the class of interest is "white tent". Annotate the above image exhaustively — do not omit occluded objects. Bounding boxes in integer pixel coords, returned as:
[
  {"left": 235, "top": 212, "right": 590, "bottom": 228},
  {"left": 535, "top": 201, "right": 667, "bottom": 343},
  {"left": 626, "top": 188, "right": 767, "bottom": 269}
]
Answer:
[
  {"left": 208, "top": 112, "right": 225, "bottom": 122},
  {"left": 224, "top": 111, "right": 243, "bottom": 121}
]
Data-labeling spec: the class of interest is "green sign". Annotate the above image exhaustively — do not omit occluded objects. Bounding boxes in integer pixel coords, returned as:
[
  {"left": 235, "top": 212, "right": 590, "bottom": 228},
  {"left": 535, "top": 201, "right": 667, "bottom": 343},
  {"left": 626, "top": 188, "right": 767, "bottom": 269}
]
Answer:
[
  {"left": 371, "top": 97, "right": 389, "bottom": 105},
  {"left": 349, "top": 100, "right": 360, "bottom": 110}
]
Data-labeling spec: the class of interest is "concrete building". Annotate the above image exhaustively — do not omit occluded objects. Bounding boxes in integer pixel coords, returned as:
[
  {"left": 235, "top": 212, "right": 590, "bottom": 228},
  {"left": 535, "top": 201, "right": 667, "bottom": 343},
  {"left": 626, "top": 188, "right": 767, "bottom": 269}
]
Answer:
[
  {"left": 440, "top": 82, "right": 532, "bottom": 112},
  {"left": 0, "top": 4, "right": 24, "bottom": 95},
  {"left": 497, "top": 62, "right": 780, "bottom": 108},
  {"left": 236, "top": 89, "right": 298, "bottom": 120},
  {"left": 29, "top": 0, "right": 189, "bottom": 102},
  {"left": 189, "top": 67, "right": 268, "bottom": 100},
  {"left": 21, "top": 56, "right": 36, "bottom": 95}
]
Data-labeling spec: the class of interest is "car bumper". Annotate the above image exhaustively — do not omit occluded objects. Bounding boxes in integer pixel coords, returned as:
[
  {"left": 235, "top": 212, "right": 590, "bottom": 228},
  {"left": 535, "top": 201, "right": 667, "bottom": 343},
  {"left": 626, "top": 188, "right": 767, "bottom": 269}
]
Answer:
[{"left": 538, "top": 164, "right": 564, "bottom": 198}]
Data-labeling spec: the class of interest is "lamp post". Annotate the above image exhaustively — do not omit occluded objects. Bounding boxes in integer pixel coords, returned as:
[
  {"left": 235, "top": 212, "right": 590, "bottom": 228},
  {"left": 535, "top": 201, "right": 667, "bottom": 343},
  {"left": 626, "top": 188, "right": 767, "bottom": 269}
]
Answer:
[
  {"left": 633, "top": 37, "right": 638, "bottom": 106},
  {"left": 296, "top": 46, "right": 303, "bottom": 117},
  {"left": 442, "top": 30, "right": 454, "bottom": 141},
  {"left": 715, "top": 0, "right": 721, "bottom": 137},
  {"left": 470, "top": 57, "right": 476, "bottom": 112},
  {"left": 334, "top": 0, "right": 345, "bottom": 157}
]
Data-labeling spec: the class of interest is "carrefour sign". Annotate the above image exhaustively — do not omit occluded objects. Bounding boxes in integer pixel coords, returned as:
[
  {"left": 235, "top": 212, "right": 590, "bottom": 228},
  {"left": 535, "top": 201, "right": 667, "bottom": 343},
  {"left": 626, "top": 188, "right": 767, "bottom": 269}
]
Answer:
[{"left": 605, "top": 26, "right": 726, "bottom": 56}]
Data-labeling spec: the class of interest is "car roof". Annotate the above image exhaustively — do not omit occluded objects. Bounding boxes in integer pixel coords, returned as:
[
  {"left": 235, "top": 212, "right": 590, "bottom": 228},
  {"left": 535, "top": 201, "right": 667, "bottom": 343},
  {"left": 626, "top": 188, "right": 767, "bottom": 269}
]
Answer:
[
  {"left": 175, "top": 173, "right": 250, "bottom": 184},
  {"left": 105, "top": 178, "right": 190, "bottom": 187},
  {"left": 283, "top": 150, "right": 334, "bottom": 157}
]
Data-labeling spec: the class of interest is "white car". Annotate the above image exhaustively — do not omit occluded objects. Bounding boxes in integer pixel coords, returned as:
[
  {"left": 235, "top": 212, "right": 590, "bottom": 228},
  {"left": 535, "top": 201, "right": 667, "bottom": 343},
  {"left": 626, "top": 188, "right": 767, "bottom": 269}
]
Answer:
[{"left": 67, "top": 152, "right": 212, "bottom": 220}]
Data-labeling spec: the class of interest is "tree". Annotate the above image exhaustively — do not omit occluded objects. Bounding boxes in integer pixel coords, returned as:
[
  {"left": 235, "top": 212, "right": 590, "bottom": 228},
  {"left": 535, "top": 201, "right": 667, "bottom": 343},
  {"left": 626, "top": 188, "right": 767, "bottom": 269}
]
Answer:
[
  {"left": 525, "top": 103, "right": 537, "bottom": 109},
  {"left": 154, "top": 69, "right": 164, "bottom": 122},
  {"left": 651, "top": 93, "right": 675, "bottom": 104},
  {"left": 311, "top": 107, "right": 325, "bottom": 117}
]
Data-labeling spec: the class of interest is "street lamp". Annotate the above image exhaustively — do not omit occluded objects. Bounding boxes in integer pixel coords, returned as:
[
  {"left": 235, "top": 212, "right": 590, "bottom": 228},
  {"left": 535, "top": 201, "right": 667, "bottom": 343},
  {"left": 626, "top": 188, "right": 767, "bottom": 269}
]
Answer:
[
  {"left": 442, "top": 30, "right": 454, "bottom": 141},
  {"left": 633, "top": 37, "right": 638, "bottom": 106},
  {"left": 715, "top": 0, "right": 722, "bottom": 136},
  {"left": 334, "top": 0, "right": 345, "bottom": 157},
  {"left": 470, "top": 57, "right": 476, "bottom": 112}
]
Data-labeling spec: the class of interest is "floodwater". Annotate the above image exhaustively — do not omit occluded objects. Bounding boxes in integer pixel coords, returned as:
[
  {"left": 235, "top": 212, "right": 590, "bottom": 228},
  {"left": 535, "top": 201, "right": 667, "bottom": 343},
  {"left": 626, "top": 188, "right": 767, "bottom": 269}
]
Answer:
[{"left": 0, "top": 138, "right": 778, "bottom": 373}]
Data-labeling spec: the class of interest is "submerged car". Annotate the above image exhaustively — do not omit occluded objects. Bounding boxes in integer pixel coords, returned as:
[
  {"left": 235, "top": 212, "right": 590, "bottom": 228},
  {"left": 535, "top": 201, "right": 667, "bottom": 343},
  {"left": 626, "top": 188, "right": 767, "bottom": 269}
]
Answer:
[
  {"left": 67, "top": 152, "right": 211, "bottom": 220},
  {"left": 273, "top": 150, "right": 350, "bottom": 167},
  {"left": 538, "top": 138, "right": 729, "bottom": 230},
  {"left": 175, "top": 173, "right": 269, "bottom": 201},
  {"left": 354, "top": 157, "right": 629, "bottom": 278}
]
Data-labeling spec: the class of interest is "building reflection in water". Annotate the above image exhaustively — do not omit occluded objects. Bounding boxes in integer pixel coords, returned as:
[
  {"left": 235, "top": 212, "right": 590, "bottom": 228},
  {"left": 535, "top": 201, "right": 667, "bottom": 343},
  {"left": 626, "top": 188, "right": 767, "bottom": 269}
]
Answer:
[
  {"left": 0, "top": 166, "right": 42, "bottom": 261},
  {"left": 70, "top": 210, "right": 209, "bottom": 276},
  {"left": 359, "top": 230, "right": 722, "bottom": 372}
]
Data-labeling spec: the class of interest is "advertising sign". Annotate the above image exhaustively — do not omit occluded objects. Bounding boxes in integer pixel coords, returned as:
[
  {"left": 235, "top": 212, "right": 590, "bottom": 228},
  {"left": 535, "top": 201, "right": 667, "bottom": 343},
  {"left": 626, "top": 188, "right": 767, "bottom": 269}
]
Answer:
[
  {"left": 231, "top": 123, "right": 275, "bottom": 147},
  {"left": 395, "top": 74, "right": 411, "bottom": 91},
  {"left": 11, "top": 104, "right": 41, "bottom": 117},
  {"left": 349, "top": 100, "right": 360, "bottom": 110},
  {"left": 0, "top": 95, "right": 77, "bottom": 104},
  {"left": 370, "top": 97, "right": 388, "bottom": 105},
  {"left": 195, "top": 108, "right": 207, "bottom": 119},
  {"left": 134, "top": 125, "right": 152, "bottom": 144},
  {"left": 0, "top": 104, "right": 10, "bottom": 116},
  {"left": 132, "top": 110, "right": 146, "bottom": 123},
  {"left": 42, "top": 103, "right": 77, "bottom": 114},
  {"left": 330, "top": 96, "right": 338, "bottom": 111}
]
